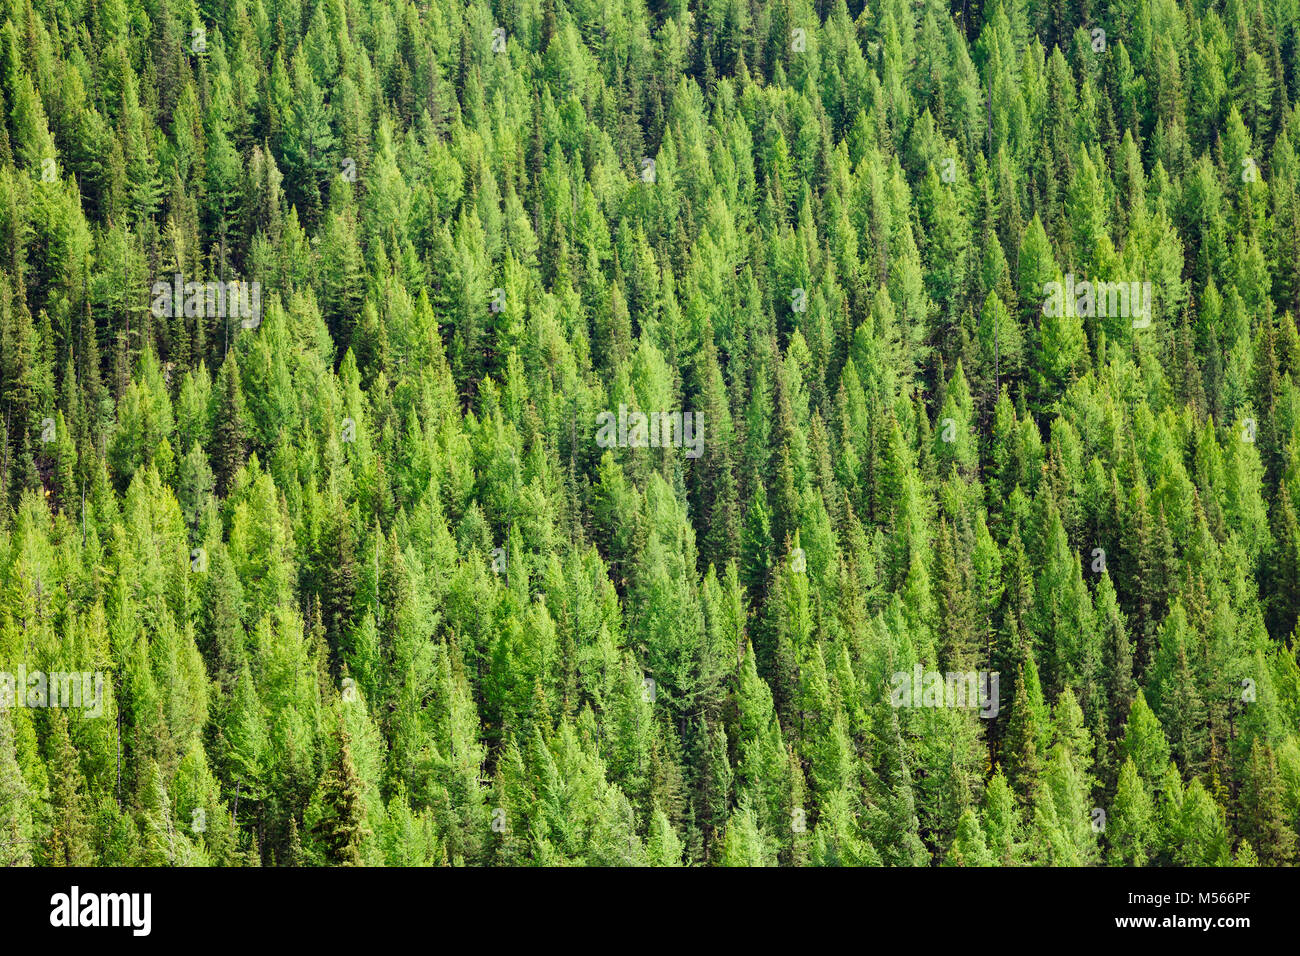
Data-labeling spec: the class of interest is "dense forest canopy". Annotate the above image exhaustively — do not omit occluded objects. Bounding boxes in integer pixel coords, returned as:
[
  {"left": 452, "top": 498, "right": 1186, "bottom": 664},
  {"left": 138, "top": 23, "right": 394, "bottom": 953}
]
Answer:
[{"left": 0, "top": 0, "right": 1299, "bottom": 867}]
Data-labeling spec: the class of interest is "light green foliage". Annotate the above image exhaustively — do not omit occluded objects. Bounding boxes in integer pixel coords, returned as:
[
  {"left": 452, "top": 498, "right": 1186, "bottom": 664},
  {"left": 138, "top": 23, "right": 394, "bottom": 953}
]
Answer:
[{"left": 0, "top": 0, "right": 1296, "bottom": 869}]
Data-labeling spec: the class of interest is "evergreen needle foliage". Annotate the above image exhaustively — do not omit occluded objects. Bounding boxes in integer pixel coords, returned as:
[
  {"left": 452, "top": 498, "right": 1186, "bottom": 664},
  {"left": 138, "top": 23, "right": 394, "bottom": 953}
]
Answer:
[{"left": 0, "top": 0, "right": 1297, "bottom": 867}]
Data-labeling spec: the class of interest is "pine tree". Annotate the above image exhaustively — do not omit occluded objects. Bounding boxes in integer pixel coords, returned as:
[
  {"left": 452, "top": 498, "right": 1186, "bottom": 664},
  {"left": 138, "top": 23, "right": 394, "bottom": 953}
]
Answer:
[
  {"left": 0, "top": 708, "right": 33, "bottom": 866},
  {"left": 1239, "top": 738, "right": 1297, "bottom": 866},
  {"left": 1106, "top": 758, "right": 1154, "bottom": 866},
  {"left": 316, "top": 720, "right": 372, "bottom": 867},
  {"left": 45, "top": 709, "right": 93, "bottom": 866},
  {"left": 212, "top": 354, "right": 247, "bottom": 496}
]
